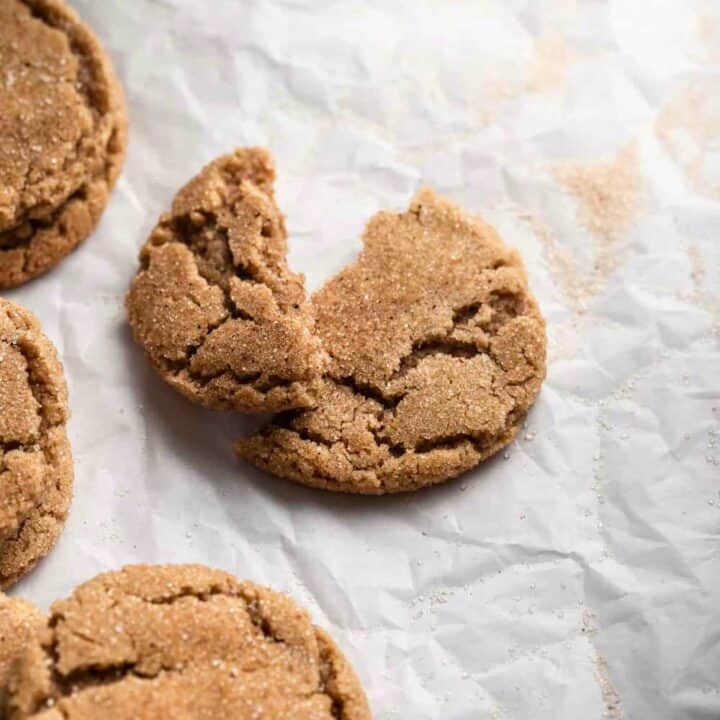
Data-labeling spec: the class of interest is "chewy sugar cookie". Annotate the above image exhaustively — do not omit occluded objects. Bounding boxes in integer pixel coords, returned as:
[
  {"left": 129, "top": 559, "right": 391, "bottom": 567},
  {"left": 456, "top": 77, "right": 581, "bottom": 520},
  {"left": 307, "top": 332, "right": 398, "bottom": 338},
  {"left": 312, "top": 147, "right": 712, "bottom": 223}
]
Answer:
[
  {"left": 236, "top": 189, "right": 547, "bottom": 494},
  {"left": 0, "top": 299, "right": 72, "bottom": 588},
  {"left": 0, "top": 0, "right": 128, "bottom": 287},
  {"left": 4, "top": 564, "right": 371, "bottom": 720},
  {"left": 127, "top": 148, "right": 326, "bottom": 413},
  {"left": 0, "top": 594, "right": 43, "bottom": 701}
]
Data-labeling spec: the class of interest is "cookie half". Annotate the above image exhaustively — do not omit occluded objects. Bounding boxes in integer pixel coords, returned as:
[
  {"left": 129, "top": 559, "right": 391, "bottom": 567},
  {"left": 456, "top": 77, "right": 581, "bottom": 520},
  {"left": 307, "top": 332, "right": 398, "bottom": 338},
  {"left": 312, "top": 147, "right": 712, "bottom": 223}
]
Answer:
[
  {"left": 4, "top": 564, "right": 371, "bottom": 720},
  {"left": 0, "top": 0, "right": 128, "bottom": 288},
  {"left": 0, "top": 595, "right": 44, "bottom": 702},
  {"left": 236, "top": 189, "right": 547, "bottom": 494},
  {"left": 127, "top": 148, "right": 326, "bottom": 413},
  {"left": 0, "top": 299, "right": 73, "bottom": 588}
]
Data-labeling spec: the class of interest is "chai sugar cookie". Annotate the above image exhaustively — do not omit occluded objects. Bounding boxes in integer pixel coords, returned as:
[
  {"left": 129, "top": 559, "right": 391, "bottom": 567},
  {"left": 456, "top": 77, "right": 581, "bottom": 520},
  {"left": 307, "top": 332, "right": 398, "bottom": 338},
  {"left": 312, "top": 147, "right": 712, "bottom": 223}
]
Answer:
[
  {"left": 127, "top": 148, "right": 326, "bottom": 413},
  {"left": 236, "top": 189, "right": 547, "bottom": 494},
  {"left": 0, "top": 0, "right": 128, "bottom": 288},
  {"left": 0, "top": 299, "right": 72, "bottom": 588},
  {"left": 0, "top": 595, "right": 43, "bottom": 702},
  {"left": 4, "top": 564, "right": 371, "bottom": 720}
]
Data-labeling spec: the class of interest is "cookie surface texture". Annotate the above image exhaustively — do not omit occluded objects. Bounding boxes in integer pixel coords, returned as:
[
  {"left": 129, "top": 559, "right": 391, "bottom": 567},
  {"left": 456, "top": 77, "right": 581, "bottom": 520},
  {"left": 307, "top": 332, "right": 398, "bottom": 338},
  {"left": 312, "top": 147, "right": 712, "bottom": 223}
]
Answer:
[
  {"left": 236, "top": 189, "right": 547, "bottom": 494},
  {"left": 5, "top": 564, "right": 371, "bottom": 720},
  {"left": 0, "top": 0, "right": 128, "bottom": 287},
  {"left": 127, "top": 148, "right": 326, "bottom": 413},
  {"left": 0, "top": 299, "right": 73, "bottom": 588},
  {"left": 0, "top": 595, "right": 43, "bottom": 700}
]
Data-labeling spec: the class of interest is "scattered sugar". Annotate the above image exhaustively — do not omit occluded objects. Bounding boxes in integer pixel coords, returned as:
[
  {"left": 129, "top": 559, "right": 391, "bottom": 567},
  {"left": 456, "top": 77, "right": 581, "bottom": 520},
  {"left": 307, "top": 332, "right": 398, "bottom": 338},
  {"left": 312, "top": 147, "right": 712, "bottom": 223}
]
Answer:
[
  {"left": 527, "top": 36, "right": 568, "bottom": 93},
  {"left": 656, "top": 80, "right": 720, "bottom": 200},
  {"left": 553, "top": 143, "right": 643, "bottom": 244}
]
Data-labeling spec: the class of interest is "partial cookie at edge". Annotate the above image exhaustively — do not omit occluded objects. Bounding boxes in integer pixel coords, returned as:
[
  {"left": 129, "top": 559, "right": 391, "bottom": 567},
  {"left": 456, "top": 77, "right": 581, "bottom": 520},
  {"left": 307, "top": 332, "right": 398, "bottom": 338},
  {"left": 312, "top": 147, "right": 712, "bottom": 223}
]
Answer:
[
  {"left": 0, "top": 299, "right": 73, "bottom": 588},
  {"left": 0, "top": 595, "right": 44, "bottom": 703},
  {"left": 126, "top": 148, "right": 326, "bottom": 413},
  {"left": 236, "top": 188, "right": 547, "bottom": 494},
  {"left": 4, "top": 564, "right": 371, "bottom": 720},
  {"left": 0, "top": 0, "right": 128, "bottom": 288}
]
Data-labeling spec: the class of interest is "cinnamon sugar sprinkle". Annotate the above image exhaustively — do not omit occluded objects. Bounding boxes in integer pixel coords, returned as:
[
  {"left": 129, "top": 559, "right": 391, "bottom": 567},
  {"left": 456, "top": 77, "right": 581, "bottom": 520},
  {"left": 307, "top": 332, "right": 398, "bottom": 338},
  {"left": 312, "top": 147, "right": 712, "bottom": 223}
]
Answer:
[{"left": 553, "top": 143, "right": 643, "bottom": 243}]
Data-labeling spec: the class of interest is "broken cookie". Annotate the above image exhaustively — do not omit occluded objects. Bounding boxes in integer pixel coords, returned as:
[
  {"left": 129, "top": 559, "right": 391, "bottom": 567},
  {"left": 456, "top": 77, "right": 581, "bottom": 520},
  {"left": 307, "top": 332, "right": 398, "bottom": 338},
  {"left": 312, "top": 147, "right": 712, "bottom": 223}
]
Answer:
[
  {"left": 126, "top": 148, "right": 326, "bottom": 413},
  {"left": 236, "top": 189, "right": 546, "bottom": 494}
]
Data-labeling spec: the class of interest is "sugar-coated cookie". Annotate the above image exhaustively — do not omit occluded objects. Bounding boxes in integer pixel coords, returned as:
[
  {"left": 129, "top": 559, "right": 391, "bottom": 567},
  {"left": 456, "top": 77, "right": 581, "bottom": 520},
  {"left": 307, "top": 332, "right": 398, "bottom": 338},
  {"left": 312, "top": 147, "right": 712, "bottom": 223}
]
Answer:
[
  {"left": 236, "top": 189, "right": 546, "bottom": 494},
  {"left": 5, "top": 564, "right": 370, "bottom": 720},
  {"left": 0, "top": 299, "right": 72, "bottom": 588},
  {"left": 0, "top": 594, "right": 43, "bottom": 705},
  {"left": 127, "top": 148, "right": 326, "bottom": 413},
  {"left": 0, "top": 0, "right": 128, "bottom": 287}
]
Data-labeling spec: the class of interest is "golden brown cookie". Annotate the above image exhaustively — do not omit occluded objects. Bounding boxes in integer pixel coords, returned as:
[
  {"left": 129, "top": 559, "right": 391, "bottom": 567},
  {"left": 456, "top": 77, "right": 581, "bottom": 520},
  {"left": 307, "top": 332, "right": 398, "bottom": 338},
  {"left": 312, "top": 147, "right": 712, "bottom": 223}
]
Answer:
[
  {"left": 0, "top": 594, "right": 44, "bottom": 704},
  {"left": 4, "top": 564, "right": 371, "bottom": 720},
  {"left": 236, "top": 189, "right": 547, "bottom": 494},
  {"left": 0, "top": 0, "right": 128, "bottom": 288},
  {"left": 0, "top": 299, "right": 73, "bottom": 588},
  {"left": 126, "top": 148, "right": 326, "bottom": 413}
]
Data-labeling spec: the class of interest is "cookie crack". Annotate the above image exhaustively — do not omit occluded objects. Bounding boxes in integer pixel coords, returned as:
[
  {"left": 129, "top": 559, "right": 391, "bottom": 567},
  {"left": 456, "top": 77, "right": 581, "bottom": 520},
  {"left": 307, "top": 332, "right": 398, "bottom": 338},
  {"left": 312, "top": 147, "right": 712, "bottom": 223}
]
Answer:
[
  {"left": 149, "top": 212, "right": 314, "bottom": 400},
  {"left": 31, "top": 585, "right": 339, "bottom": 714},
  {"left": 176, "top": 366, "right": 258, "bottom": 388},
  {"left": 521, "top": 343, "right": 541, "bottom": 371},
  {"left": 264, "top": 382, "right": 522, "bottom": 478},
  {"left": 317, "top": 640, "right": 348, "bottom": 720},
  {"left": 0, "top": 477, "right": 67, "bottom": 574},
  {"left": 123, "top": 582, "right": 239, "bottom": 606},
  {"left": 173, "top": 359, "right": 305, "bottom": 399},
  {"left": 264, "top": 291, "right": 533, "bottom": 472},
  {"left": 16, "top": 337, "right": 64, "bottom": 447},
  {"left": 0, "top": 333, "right": 60, "bottom": 471},
  {"left": 327, "top": 292, "right": 523, "bottom": 406},
  {"left": 414, "top": 432, "right": 491, "bottom": 454},
  {"left": 388, "top": 337, "right": 480, "bottom": 382},
  {"left": 166, "top": 211, "right": 267, "bottom": 297},
  {"left": 243, "top": 598, "right": 349, "bottom": 715},
  {"left": 0, "top": 439, "right": 36, "bottom": 458},
  {"left": 334, "top": 376, "right": 397, "bottom": 409},
  {"left": 35, "top": 587, "right": 247, "bottom": 707},
  {"left": 386, "top": 291, "right": 523, "bottom": 385},
  {"left": 244, "top": 598, "right": 285, "bottom": 646}
]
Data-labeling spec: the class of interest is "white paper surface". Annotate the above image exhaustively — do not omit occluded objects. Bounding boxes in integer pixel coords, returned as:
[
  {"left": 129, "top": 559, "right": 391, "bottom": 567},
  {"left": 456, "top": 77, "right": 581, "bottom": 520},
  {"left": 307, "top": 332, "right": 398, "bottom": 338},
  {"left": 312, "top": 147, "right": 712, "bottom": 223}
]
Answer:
[{"left": 7, "top": 1, "right": 720, "bottom": 718}]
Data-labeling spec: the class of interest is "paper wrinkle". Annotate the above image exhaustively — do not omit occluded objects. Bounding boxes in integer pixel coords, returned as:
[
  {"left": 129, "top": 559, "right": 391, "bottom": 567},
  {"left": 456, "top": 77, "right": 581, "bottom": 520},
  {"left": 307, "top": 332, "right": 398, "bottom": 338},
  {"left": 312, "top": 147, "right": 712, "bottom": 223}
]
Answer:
[{"left": 4, "top": 1, "right": 719, "bottom": 718}]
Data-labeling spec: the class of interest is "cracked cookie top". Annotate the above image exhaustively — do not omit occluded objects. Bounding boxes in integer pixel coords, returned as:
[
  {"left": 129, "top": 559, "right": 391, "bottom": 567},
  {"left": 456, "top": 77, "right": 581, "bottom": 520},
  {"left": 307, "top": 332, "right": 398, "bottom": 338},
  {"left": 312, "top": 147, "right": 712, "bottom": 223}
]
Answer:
[
  {"left": 126, "top": 148, "right": 326, "bottom": 413},
  {"left": 236, "top": 189, "right": 546, "bottom": 494},
  {"left": 4, "top": 564, "right": 371, "bottom": 720},
  {"left": 0, "top": 0, "right": 128, "bottom": 287},
  {"left": 0, "top": 299, "right": 73, "bottom": 587}
]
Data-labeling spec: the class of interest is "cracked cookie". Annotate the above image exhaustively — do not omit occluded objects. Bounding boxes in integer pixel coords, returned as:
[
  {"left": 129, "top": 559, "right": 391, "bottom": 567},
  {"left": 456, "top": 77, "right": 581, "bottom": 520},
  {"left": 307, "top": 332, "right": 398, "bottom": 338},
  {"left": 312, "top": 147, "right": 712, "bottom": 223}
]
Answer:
[
  {"left": 0, "top": 299, "right": 73, "bottom": 588},
  {"left": 4, "top": 564, "right": 371, "bottom": 720},
  {"left": 0, "top": 594, "right": 43, "bottom": 702},
  {"left": 127, "top": 148, "right": 326, "bottom": 413},
  {"left": 236, "top": 188, "right": 546, "bottom": 494},
  {"left": 0, "top": 0, "right": 128, "bottom": 288}
]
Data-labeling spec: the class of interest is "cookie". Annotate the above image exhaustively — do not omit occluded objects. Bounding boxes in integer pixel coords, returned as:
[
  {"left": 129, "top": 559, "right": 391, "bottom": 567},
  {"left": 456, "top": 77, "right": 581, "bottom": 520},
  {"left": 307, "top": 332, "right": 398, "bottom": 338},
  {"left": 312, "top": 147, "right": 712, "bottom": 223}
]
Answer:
[
  {"left": 0, "top": 0, "right": 128, "bottom": 288},
  {"left": 0, "top": 595, "right": 43, "bottom": 701},
  {"left": 0, "top": 299, "right": 73, "bottom": 588},
  {"left": 4, "top": 564, "right": 371, "bottom": 719},
  {"left": 127, "top": 148, "right": 326, "bottom": 413},
  {"left": 236, "top": 189, "right": 547, "bottom": 494}
]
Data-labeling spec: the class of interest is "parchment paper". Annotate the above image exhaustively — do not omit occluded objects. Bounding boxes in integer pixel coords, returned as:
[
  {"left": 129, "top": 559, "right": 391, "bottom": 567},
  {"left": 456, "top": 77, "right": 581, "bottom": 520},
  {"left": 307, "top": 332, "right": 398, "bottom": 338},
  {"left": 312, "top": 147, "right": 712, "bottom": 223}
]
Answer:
[{"left": 7, "top": 1, "right": 720, "bottom": 718}]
